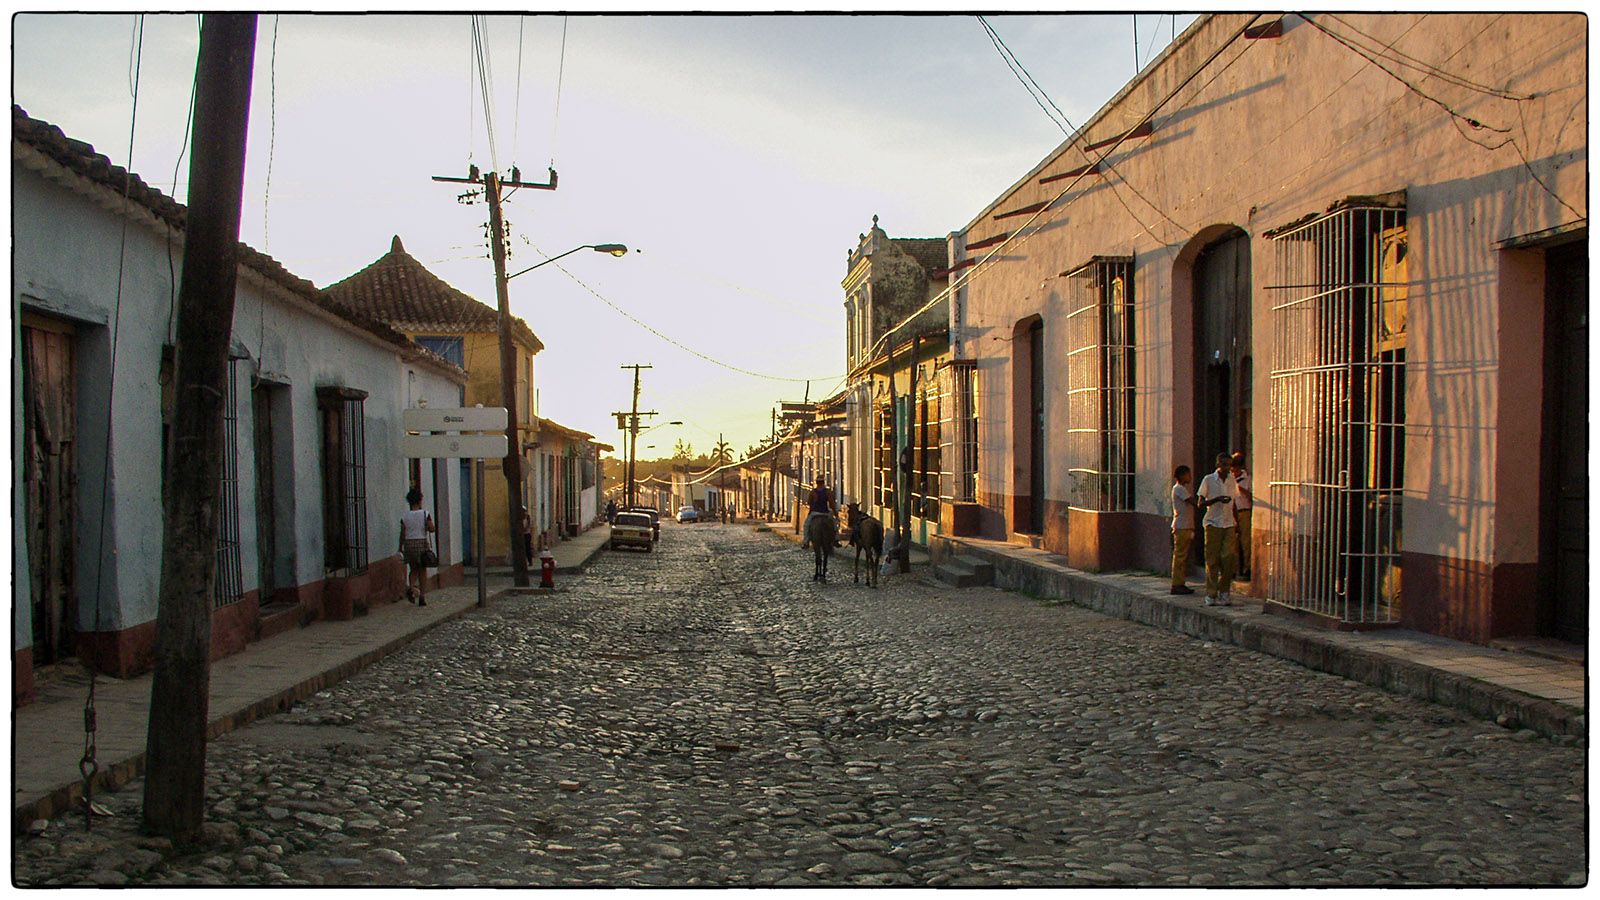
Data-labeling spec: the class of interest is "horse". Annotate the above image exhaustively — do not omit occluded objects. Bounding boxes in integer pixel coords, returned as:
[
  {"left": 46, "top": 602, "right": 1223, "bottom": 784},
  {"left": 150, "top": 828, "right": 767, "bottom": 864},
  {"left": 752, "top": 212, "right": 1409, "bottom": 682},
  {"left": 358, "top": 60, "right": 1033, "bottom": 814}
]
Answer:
[
  {"left": 846, "top": 503, "right": 883, "bottom": 588},
  {"left": 805, "top": 512, "right": 836, "bottom": 582}
]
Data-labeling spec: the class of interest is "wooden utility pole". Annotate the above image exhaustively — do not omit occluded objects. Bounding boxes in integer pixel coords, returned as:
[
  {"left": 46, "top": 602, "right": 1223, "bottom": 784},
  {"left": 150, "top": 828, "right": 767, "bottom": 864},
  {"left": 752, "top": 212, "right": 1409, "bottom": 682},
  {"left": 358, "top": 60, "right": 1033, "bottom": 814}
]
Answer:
[
  {"left": 768, "top": 408, "right": 777, "bottom": 520},
  {"left": 143, "top": 12, "right": 257, "bottom": 845},
  {"left": 617, "top": 364, "right": 653, "bottom": 507},
  {"left": 432, "top": 164, "right": 558, "bottom": 588}
]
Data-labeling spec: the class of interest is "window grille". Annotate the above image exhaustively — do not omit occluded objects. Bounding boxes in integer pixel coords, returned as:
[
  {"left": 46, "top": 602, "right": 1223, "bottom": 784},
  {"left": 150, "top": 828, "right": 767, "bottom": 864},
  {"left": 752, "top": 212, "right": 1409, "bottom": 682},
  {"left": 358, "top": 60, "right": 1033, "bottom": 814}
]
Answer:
[
  {"left": 1265, "top": 202, "right": 1406, "bottom": 624},
  {"left": 414, "top": 335, "right": 465, "bottom": 369},
  {"left": 873, "top": 397, "right": 896, "bottom": 514},
  {"left": 914, "top": 373, "right": 942, "bottom": 521},
  {"left": 213, "top": 358, "right": 244, "bottom": 608},
  {"left": 1063, "top": 256, "right": 1136, "bottom": 511},
  {"left": 318, "top": 386, "right": 369, "bottom": 574}
]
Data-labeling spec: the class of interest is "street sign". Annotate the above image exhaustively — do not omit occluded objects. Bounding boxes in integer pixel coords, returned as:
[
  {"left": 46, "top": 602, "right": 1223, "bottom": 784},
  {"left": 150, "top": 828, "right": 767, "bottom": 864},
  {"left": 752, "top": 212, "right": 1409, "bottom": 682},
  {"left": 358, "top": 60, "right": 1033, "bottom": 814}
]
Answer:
[
  {"left": 401, "top": 433, "right": 508, "bottom": 459},
  {"left": 403, "top": 406, "right": 508, "bottom": 432}
]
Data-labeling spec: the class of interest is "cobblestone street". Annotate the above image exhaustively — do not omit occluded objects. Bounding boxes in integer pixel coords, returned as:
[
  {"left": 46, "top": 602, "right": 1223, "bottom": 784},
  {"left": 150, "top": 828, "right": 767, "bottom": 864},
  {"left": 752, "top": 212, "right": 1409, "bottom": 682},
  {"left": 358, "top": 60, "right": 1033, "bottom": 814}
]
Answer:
[{"left": 15, "top": 523, "right": 1586, "bottom": 887}]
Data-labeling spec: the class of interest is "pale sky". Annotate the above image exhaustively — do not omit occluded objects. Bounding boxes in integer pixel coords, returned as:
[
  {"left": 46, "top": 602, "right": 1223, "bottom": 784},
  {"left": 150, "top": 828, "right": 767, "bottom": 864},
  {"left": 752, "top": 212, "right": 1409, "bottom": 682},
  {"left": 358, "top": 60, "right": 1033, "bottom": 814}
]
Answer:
[{"left": 11, "top": 11, "right": 1196, "bottom": 457}]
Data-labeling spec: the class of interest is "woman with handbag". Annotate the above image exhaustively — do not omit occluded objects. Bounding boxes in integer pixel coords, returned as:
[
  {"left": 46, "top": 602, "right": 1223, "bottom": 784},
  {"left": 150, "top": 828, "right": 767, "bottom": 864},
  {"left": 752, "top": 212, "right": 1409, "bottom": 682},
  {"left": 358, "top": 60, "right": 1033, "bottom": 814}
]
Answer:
[{"left": 399, "top": 487, "right": 437, "bottom": 606}]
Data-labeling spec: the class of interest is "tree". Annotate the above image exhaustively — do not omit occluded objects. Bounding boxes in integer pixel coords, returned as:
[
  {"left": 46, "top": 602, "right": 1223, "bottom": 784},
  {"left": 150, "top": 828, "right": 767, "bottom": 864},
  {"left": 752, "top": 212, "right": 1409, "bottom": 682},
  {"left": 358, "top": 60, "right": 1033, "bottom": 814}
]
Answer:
[
  {"left": 672, "top": 439, "right": 694, "bottom": 461},
  {"left": 710, "top": 439, "right": 733, "bottom": 467}
]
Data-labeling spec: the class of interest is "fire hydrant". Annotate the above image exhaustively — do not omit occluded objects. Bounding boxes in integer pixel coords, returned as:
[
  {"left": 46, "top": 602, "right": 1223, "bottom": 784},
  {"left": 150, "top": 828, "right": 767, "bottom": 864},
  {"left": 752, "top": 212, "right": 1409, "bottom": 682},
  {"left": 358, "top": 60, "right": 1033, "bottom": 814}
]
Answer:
[{"left": 539, "top": 549, "right": 556, "bottom": 589}]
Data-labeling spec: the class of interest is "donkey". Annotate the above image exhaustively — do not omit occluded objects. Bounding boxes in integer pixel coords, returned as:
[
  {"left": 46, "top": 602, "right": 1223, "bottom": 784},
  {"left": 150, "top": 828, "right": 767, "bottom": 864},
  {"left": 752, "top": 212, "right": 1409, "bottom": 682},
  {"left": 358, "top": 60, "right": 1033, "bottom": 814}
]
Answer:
[
  {"left": 846, "top": 503, "right": 884, "bottom": 588},
  {"left": 806, "top": 512, "right": 836, "bottom": 582}
]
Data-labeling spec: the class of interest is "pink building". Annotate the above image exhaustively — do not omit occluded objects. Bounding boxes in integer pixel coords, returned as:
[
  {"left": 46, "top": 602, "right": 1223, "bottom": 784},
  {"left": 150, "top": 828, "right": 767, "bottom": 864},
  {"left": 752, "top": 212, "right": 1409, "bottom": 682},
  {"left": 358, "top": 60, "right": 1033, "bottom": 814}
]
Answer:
[{"left": 947, "top": 13, "right": 1585, "bottom": 645}]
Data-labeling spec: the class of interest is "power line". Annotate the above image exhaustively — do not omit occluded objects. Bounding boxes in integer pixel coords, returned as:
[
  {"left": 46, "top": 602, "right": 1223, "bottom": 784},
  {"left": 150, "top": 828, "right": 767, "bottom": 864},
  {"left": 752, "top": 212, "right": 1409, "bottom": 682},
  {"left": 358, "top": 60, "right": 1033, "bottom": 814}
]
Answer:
[
  {"left": 1325, "top": 13, "right": 1533, "bottom": 101},
  {"left": 526, "top": 241, "right": 845, "bottom": 384},
  {"left": 165, "top": 15, "right": 201, "bottom": 342},
  {"left": 262, "top": 14, "right": 278, "bottom": 252},
  {"left": 870, "top": 14, "right": 1265, "bottom": 360},
  {"left": 511, "top": 15, "right": 525, "bottom": 164},
  {"left": 550, "top": 15, "right": 568, "bottom": 169}
]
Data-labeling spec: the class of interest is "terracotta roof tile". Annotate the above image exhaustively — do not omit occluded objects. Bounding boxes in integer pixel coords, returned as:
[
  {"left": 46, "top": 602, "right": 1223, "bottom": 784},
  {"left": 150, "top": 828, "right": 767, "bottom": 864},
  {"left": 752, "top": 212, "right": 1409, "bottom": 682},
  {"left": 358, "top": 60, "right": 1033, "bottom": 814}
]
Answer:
[{"left": 323, "top": 236, "right": 543, "bottom": 353}]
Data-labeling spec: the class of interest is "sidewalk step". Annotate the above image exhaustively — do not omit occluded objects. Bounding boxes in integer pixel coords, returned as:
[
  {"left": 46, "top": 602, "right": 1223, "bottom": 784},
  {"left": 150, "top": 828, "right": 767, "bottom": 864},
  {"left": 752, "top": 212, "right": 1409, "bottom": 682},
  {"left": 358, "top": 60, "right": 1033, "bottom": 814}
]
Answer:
[
  {"left": 934, "top": 561, "right": 987, "bottom": 588},
  {"left": 952, "top": 554, "right": 994, "bottom": 582}
]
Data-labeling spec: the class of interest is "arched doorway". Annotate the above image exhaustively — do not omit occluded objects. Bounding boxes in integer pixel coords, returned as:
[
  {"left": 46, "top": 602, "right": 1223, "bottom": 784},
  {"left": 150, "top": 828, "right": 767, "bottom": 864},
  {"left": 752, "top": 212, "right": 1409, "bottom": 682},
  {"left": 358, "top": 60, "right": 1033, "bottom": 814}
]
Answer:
[{"left": 1192, "top": 228, "right": 1252, "bottom": 472}]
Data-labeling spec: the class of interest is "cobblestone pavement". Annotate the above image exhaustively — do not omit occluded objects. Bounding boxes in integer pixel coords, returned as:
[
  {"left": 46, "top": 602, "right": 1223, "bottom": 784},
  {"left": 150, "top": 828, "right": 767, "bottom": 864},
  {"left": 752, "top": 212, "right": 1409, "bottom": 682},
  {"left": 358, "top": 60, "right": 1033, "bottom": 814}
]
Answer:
[{"left": 15, "top": 524, "right": 1586, "bottom": 887}]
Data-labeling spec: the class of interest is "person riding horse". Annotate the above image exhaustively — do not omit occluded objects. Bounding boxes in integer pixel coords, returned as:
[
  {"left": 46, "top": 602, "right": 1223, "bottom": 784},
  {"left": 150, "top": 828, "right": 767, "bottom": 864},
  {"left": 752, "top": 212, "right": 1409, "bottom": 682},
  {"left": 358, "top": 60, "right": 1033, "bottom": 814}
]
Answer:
[{"left": 802, "top": 477, "right": 840, "bottom": 581}]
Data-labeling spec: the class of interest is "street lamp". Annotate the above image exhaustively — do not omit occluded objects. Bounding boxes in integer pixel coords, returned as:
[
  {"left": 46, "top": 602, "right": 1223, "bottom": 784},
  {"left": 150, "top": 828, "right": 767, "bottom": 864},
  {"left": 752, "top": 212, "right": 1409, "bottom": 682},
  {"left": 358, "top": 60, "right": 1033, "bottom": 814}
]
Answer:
[
  {"left": 506, "top": 243, "right": 630, "bottom": 281},
  {"left": 496, "top": 241, "right": 627, "bottom": 586}
]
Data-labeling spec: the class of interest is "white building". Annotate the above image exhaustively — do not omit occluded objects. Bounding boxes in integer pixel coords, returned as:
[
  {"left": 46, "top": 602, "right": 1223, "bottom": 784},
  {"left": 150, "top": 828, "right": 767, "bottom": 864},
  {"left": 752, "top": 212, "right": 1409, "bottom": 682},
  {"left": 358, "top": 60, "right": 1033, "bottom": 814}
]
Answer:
[{"left": 13, "top": 106, "right": 468, "bottom": 703}]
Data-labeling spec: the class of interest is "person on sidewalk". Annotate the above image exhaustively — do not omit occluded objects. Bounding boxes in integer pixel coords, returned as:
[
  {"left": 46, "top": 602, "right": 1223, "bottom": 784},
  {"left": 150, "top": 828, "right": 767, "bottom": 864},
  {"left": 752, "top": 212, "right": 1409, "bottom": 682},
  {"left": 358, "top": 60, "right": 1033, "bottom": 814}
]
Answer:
[
  {"left": 399, "top": 487, "right": 436, "bottom": 606},
  {"left": 1196, "top": 453, "right": 1238, "bottom": 607},
  {"left": 605, "top": 498, "right": 617, "bottom": 525},
  {"left": 1231, "top": 451, "right": 1253, "bottom": 581},
  {"left": 1170, "top": 465, "right": 1198, "bottom": 595}
]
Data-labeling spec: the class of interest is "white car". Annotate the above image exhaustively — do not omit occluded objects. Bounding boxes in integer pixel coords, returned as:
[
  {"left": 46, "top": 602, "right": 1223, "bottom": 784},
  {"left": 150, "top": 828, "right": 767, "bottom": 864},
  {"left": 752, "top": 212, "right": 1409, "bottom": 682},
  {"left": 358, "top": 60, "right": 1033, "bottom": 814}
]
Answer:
[
  {"left": 610, "top": 512, "right": 654, "bottom": 552},
  {"left": 676, "top": 506, "right": 700, "bottom": 523}
]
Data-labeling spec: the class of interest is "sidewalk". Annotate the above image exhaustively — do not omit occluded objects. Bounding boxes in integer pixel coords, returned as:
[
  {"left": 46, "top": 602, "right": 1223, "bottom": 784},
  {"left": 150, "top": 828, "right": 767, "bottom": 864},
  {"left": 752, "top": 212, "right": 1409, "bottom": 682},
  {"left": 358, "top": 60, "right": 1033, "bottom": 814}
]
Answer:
[
  {"left": 14, "top": 576, "right": 513, "bottom": 831},
  {"left": 932, "top": 534, "right": 1586, "bottom": 739},
  {"left": 478, "top": 523, "right": 613, "bottom": 578}
]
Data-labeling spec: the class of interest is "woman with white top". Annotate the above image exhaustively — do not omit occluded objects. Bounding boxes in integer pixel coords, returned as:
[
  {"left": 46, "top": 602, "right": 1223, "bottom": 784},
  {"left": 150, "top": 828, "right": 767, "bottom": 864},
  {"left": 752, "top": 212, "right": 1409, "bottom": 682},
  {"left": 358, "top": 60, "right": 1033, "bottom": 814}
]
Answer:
[{"left": 399, "top": 487, "right": 436, "bottom": 606}]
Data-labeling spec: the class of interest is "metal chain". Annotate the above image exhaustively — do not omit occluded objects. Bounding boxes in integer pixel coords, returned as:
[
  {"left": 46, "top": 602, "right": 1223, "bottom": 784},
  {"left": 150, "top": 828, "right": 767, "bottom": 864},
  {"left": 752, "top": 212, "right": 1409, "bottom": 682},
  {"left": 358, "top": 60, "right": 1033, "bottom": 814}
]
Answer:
[{"left": 80, "top": 671, "right": 99, "bottom": 831}]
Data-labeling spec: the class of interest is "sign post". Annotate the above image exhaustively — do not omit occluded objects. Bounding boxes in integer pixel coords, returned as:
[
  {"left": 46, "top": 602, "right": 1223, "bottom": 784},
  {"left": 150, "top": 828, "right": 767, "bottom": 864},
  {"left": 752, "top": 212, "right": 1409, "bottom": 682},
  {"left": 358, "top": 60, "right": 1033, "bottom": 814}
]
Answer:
[{"left": 404, "top": 406, "right": 509, "bottom": 608}]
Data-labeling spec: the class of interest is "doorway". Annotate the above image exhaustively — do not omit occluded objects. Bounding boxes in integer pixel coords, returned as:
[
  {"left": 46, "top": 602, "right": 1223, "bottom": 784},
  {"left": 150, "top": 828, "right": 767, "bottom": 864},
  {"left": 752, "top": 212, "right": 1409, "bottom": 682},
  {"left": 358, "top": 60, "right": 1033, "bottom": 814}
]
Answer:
[
  {"left": 1193, "top": 229, "right": 1252, "bottom": 469},
  {"left": 1541, "top": 239, "right": 1586, "bottom": 642},
  {"left": 1012, "top": 317, "right": 1046, "bottom": 534},
  {"left": 22, "top": 316, "right": 78, "bottom": 665}
]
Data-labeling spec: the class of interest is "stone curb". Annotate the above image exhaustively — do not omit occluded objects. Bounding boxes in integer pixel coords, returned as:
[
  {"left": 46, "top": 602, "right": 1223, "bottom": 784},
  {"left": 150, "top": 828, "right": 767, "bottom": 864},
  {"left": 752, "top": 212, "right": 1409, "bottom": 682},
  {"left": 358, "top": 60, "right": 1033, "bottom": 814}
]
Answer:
[
  {"left": 14, "top": 591, "right": 503, "bottom": 832},
  {"left": 932, "top": 537, "right": 1584, "bottom": 740}
]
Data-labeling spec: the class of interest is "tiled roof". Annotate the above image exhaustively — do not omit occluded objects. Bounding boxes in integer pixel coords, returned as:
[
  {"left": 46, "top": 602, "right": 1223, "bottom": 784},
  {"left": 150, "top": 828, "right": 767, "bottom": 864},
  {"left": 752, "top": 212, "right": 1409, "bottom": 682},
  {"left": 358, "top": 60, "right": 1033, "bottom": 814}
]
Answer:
[
  {"left": 893, "top": 238, "right": 949, "bottom": 278},
  {"left": 11, "top": 105, "right": 462, "bottom": 378},
  {"left": 323, "top": 236, "right": 543, "bottom": 353}
]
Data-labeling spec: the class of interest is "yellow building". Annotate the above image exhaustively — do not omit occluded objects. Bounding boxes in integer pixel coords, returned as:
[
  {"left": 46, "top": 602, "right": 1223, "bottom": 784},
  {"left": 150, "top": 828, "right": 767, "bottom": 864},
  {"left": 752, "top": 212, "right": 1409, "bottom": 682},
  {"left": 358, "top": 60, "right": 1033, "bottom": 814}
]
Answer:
[{"left": 325, "top": 236, "right": 542, "bottom": 564}]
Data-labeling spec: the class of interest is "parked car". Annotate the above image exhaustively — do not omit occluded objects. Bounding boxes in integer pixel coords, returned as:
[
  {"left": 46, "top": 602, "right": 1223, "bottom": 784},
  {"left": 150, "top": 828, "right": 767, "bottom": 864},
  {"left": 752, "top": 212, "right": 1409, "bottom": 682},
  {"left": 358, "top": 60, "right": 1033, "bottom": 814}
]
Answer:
[
  {"left": 676, "top": 506, "right": 700, "bottom": 523},
  {"left": 610, "top": 512, "right": 654, "bottom": 552},
  {"left": 628, "top": 506, "right": 661, "bottom": 541}
]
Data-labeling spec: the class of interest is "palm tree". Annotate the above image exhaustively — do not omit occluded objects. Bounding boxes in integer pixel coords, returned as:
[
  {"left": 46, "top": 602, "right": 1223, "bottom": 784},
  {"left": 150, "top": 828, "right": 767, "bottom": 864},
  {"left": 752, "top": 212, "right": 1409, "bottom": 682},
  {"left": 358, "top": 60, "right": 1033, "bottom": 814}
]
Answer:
[{"left": 710, "top": 438, "right": 733, "bottom": 467}]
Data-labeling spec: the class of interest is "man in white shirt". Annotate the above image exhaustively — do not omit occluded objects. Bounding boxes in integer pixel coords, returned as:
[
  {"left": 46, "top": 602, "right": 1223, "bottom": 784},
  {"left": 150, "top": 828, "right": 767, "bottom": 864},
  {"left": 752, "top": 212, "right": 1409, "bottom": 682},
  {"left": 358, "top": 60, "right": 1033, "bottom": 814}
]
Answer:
[
  {"left": 1195, "top": 453, "right": 1238, "bottom": 606},
  {"left": 1170, "top": 465, "right": 1198, "bottom": 595},
  {"left": 1231, "top": 451, "right": 1253, "bottom": 581}
]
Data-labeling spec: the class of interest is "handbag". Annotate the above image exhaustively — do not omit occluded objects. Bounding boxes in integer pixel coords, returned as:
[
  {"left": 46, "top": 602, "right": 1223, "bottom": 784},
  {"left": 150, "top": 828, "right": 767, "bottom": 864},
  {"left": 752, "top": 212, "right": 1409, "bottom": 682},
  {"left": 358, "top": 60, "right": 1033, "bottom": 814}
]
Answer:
[{"left": 419, "top": 541, "right": 439, "bottom": 568}]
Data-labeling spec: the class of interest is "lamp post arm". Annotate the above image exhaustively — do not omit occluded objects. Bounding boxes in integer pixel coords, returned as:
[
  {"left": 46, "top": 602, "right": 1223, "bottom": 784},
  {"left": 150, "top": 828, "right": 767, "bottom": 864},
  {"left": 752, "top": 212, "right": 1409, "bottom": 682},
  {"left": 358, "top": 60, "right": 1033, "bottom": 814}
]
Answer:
[{"left": 506, "top": 245, "right": 590, "bottom": 281}]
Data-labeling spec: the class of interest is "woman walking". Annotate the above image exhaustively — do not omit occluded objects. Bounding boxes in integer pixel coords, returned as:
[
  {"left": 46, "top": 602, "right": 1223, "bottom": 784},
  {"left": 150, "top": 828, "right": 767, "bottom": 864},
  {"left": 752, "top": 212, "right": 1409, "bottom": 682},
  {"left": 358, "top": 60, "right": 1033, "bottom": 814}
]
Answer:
[{"left": 399, "top": 487, "right": 436, "bottom": 606}]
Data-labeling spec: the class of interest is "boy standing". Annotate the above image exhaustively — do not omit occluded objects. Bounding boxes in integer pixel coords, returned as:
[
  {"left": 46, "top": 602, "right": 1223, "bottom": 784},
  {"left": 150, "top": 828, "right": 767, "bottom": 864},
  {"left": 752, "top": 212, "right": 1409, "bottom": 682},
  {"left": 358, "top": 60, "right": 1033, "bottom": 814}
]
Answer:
[
  {"left": 1196, "top": 453, "right": 1239, "bottom": 606},
  {"left": 1231, "top": 451, "right": 1253, "bottom": 580},
  {"left": 1170, "top": 466, "right": 1197, "bottom": 595}
]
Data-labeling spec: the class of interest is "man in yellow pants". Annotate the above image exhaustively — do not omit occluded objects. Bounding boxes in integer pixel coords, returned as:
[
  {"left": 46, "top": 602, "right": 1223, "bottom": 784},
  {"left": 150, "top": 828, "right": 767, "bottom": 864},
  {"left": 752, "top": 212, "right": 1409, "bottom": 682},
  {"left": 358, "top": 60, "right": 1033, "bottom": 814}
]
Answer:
[
  {"left": 1196, "top": 453, "right": 1239, "bottom": 606},
  {"left": 1170, "top": 465, "right": 1197, "bottom": 595}
]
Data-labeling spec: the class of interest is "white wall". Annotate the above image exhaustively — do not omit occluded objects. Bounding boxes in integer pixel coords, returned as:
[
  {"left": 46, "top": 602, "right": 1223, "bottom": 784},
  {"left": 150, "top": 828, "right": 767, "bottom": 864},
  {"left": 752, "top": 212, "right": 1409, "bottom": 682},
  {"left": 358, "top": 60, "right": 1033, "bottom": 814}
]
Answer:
[{"left": 12, "top": 159, "right": 465, "bottom": 650}]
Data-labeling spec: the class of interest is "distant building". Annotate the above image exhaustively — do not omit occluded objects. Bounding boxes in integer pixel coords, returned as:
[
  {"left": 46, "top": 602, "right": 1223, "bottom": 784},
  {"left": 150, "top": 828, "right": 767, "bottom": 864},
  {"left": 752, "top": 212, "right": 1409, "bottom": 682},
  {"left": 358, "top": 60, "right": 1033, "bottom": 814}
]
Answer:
[
  {"left": 12, "top": 107, "right": 467, "bottom": 701},
  {"left": 840, "top": 218, "right": 956, "bottom": 548},
  {"left": 530, "top": 417, "right": 611, "bottom": 545},
  {"left": 324, "top": 237, "right": 544, "bottom": 566}
]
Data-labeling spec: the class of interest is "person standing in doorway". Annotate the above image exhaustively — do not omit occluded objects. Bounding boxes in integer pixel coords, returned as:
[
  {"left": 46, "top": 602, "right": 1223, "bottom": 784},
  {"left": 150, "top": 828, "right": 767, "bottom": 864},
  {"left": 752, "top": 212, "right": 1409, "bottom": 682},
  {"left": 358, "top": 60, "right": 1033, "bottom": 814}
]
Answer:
[
  {"left": 1170, "top": 466, "right": 1198, "bottom": 595},
  {"left": 605, "top": 497, "right": 617, "bottom": 525},
  {"left": 1230, "top": 451, "right": 1253, "bottom": 581},
  {"left": 399, "top": 487, "right": 436, "bottom": 606},
  {"left": 1196, "top": 453, "right": 1238, "bottom": 607}
]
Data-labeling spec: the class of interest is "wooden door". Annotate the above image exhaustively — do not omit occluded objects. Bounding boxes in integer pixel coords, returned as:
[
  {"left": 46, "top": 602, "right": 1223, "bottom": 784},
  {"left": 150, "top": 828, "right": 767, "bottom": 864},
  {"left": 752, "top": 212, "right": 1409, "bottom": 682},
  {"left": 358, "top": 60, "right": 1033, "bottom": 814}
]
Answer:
[
  {"left": 1193, "top": 230, "right": 1252, "bottom": 469},
  {"left": 252, "top": 384, "right": 278, "bottom": 602},
  {"left": 1543, "top": 240, "right": 1587, "bottom": 642},
  {"left": 1028, "top": 321, "right": 1046, "bottom": 534},
  {"left": 22, "top": 319, "right": 77, "bottom": 665}
]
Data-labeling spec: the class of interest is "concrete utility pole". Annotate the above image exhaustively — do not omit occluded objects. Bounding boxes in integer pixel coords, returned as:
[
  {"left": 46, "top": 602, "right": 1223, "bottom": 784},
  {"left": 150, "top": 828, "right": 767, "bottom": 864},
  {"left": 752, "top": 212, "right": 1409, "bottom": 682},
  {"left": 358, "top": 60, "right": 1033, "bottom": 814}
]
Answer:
[
  {"left": 143, "top": 12, "right": 257, "bottom": 845},
  {"left": 618, "top": 364, "right": 653, "bottom": 507},
  {"left": 432, "top": 162, "right": 559, "bottom": 588}
]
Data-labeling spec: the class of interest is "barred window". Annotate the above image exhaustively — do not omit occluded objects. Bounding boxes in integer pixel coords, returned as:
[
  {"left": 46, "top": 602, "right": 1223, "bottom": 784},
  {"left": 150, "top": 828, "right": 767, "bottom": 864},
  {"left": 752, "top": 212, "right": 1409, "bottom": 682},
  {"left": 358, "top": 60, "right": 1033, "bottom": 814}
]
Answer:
[
  {"left": 915, "top": 376, "right": 941, "bottom": 521},
  {"left": 318, "top": 386, "right": 370, "bottom": 574},
  {"left": 937, "top": 361, "right": 979, "bottom": 503},
  {"left": 1265, "top": 200, "right": 1406, "bottom": 624},
  {"left": 414, "top": 335, "right": 465, "bottom": 369},
  {"left": 214, "top": 357, "right": 244, "bottom": 608},
  {"left": 874, "top": 398, "right": 895, "bottom": 513},
  {"left": 1063, "top": 256, "right": 1136, "bottom": 511}
]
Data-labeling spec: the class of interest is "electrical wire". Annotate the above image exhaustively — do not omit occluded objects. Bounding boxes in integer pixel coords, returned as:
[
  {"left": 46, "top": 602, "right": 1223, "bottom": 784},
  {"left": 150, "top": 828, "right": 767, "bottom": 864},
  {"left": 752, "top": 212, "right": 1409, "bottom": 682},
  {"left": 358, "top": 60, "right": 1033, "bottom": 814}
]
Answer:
[
  {"left": 263, "top": 15, "right": 278, "bottom": 253},
  {"left": 1324, "top": 13, "right": 1533, "bottom": 101},
  {"left": 511, "top": 15, "right": 525, "bottom": 165},
  {"left": 868, "top": 14, "right": 1264, "bottom": 361},
  {"left": 549, "top": 15, "right": 568, "bottom": 169},
  {"left": 471, "top": 16, "right": 500, "bottom": 173},
  {"left": 465, "top": 17, "right": 475, "bottom": 163},
  {"left": 165, "top": 16, "right": 201, "bottom": 343},
  {"left": 525, "top": 242, "right": 845, "bottom": 384}
]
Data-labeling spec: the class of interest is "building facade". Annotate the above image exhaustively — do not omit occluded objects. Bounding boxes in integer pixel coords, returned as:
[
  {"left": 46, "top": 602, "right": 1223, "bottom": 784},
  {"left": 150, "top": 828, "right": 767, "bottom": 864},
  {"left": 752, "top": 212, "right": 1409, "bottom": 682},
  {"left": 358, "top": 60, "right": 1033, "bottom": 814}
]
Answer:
[
  {"left": 13, "top": 107, "right": 468, "bottom": 701},
  {"left": 948, "top": 13, "right": 1585, "bottom": 644},
  {"left": 323, "top": 237, "right": 544, "bottom": 566}
]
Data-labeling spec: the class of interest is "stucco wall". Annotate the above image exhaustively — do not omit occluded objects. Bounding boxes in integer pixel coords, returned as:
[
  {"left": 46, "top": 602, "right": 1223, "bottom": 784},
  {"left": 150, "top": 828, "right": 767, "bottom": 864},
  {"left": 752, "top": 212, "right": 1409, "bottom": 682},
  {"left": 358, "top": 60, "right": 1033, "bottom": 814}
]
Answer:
[
  {"left": 13, "top": 160, "right": 466, "bottom": 652},
  {"left": 955, "top": 13, "right": 1586, "bottom": 570}
]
